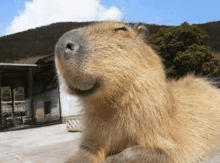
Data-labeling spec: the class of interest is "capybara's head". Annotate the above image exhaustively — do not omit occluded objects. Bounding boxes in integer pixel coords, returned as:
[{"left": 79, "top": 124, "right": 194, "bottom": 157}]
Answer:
[{"left": 55, "top": 21, "right": 166, "bottom": 100}]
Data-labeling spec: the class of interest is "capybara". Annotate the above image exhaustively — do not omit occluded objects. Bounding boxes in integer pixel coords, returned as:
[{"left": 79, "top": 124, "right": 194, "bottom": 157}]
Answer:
[{"left": 54, "top": 21, "right": 220, "bottom": 163}]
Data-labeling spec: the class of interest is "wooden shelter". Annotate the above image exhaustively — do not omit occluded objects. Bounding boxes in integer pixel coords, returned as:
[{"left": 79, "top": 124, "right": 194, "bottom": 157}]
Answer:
[{"left": 0, "top": 54, "right": 62, "bottom": 131}]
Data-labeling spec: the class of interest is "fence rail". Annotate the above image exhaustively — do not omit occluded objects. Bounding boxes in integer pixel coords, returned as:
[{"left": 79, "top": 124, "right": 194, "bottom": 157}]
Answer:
[
  {"left": 1, "top": 101, "right": 28, "bottom": 113},
  {"left": 66, "top": 116, "right": 83, "bottom": 132}
]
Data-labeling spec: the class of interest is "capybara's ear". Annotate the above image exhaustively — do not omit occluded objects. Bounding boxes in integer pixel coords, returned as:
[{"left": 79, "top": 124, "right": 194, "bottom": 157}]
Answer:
[{"left": 137, "top": 25, "right": 149, "bottom": 36}]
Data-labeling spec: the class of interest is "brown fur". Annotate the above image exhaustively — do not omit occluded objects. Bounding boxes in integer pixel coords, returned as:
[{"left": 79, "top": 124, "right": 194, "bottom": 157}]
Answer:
[{"left": 54, "top": 21, "right": 220, "bottom": 163}]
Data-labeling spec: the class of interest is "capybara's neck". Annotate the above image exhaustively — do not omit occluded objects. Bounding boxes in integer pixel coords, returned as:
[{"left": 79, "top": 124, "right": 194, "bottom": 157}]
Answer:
[{"left": 81, "top": 74, "right": 173, "bottom": 126}]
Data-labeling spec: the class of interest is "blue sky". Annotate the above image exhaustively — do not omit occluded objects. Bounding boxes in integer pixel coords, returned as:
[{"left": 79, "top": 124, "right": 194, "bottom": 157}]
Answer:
[{"left": 0, "top": 0, "right": 219, "bottom": 37}]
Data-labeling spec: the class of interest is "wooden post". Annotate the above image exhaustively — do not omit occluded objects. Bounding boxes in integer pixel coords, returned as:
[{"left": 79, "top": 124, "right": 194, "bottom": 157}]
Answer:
[
  {"left": 1, "top": 87, "right": 3, "bottom": 102},
  {"left": 57, "top": 83, "right": 62, "bottom": 123},
  {"left": 11, "top": 85, "right": 14, "bottom": 115},
  {"left": 29, "top": 68, "right": 34, "bottom": 124},
  {"left": 0, "top": 70, "right": 2, "bottom": 131}
]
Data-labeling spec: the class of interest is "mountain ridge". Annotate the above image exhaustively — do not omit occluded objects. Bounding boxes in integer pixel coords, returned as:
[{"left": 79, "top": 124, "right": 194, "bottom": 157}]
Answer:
[{"left": 0, "top": 21, "right": 219, "bottom": 64}]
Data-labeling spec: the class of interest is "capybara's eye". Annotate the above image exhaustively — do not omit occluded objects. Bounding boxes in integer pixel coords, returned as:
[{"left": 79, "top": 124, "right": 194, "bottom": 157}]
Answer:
[{"left": 114, "top": 27, "right": 128, "bottom": 32}]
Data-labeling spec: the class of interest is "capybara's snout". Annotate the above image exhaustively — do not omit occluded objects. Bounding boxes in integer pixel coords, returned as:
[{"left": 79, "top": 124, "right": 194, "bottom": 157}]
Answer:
[
  {"left": 54, "top": 29, "right": 98, "bottom": 95},
  {"left": 55, "top": 29, "right": 87, "bottom": 61}
]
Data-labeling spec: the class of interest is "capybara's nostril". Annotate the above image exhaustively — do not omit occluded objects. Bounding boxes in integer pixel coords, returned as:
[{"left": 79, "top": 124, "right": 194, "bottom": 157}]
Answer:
[
  {"left": 66, "top": 42, "right": 76, "bottom": 51},
  {"left": 65, "top": 42, "right": 80, "bottom": 52},
  {"left": 64, "top": 41, "right": 82, "bottom": 59}
]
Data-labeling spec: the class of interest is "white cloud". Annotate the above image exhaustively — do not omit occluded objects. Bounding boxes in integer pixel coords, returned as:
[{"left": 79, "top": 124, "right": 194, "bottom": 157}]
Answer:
[{"left": 5, "top": 0, "right": 123, "bottom": 35}]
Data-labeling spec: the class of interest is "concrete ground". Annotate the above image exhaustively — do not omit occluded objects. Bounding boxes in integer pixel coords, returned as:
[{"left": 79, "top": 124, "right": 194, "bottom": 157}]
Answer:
[
  {"left": 0, "top": 124, "right": 219, "bottom": 163},
  {"left": 0, "top": 124, "right": 81, "bottom": 163}
]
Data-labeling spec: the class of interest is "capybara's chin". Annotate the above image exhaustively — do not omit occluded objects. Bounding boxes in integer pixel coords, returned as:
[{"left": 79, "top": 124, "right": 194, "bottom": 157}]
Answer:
[
  {"left": 68, "top": 80, "right": 100, "bottom": 96},
  {"left": 65, "top": 75, "right": 97, "bottom": 91}
]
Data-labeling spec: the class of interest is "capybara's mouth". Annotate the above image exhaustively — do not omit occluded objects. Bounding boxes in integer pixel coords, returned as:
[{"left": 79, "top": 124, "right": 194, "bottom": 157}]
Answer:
[{"left": 68, "top": 81, "right": 100, "bottom": 96}]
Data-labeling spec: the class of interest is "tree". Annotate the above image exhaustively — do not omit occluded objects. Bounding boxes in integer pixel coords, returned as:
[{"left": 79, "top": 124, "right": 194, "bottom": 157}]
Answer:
[{"left": 148, "top": 22, "right": 220, "bottom": 79}]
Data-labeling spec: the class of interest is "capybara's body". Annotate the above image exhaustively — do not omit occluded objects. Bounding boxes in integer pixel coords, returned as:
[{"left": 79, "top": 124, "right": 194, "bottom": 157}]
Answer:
[{"left": 54, "top": 21, "right": 220, "bottom": 163}]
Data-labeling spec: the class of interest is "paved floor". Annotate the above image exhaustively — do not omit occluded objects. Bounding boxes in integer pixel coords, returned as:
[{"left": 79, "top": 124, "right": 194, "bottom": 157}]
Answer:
[
  {"left": 0, "top": 124, "right": 81, "bottom": 163},
  {"left": 0, "top": 124, "right": 219, "bottom": 163}
]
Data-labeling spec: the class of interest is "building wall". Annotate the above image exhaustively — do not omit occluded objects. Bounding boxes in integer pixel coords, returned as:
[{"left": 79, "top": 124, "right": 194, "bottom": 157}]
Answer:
[
  {"left": 25, "top": 84, "right": 83, "bottom": 118},
  {"left": 25, "top": 88, "right": 60, "bottom": 117},
  {"left": 59, "top": 82, "right": 83, "bottom": 117}
]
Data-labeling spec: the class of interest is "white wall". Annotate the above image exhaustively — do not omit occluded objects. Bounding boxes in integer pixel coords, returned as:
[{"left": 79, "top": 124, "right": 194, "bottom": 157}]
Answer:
[
  {"left": 59, "top": 83, "right": 83, "bottom": 117},
  {"left": 25, "top": 84, "right": 83, "bottom": 118},
  {"left": 25, "top": 88, "right": 60, "bottom": 117}
]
